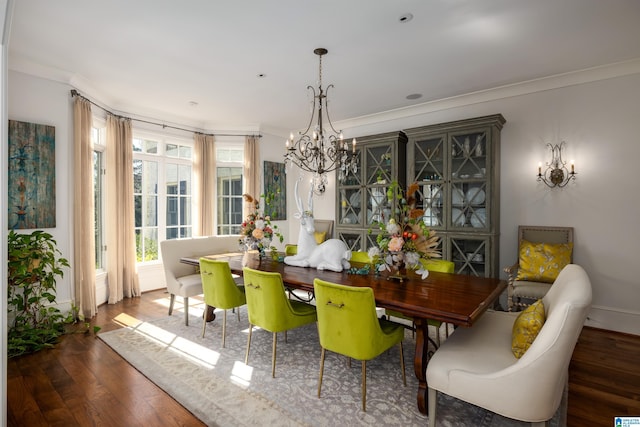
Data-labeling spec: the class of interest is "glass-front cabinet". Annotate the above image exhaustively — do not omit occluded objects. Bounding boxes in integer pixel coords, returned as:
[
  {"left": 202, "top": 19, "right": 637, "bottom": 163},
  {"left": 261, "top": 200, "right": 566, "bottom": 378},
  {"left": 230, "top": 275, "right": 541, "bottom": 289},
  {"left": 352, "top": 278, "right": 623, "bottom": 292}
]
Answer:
[
  {"left": 336, "top": 131, "right": 407, "bottom": 251},
  {"left": 405, "top": 114, "right": 505, "bottom": 277}
]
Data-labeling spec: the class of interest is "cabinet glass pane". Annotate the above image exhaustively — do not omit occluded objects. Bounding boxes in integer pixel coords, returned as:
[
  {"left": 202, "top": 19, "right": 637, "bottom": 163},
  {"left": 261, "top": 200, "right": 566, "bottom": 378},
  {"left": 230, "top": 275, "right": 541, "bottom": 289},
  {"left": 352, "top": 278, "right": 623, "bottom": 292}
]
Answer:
[
  {"left": 419, "top": 183, "right": 443, "bottom": 228},
  {"left": 451, "top": 131, "right": 488, "bottom": 179},
  {"left": 449, "top": 237, "right": 488, "bottom": 277},
  {"left": 338, "top": 188, "right": 362, "bottom": 226},
  {"left": 365, "top": 145, "right": 393, "bottom": 185},
  {"left": 367, "top": 186, "right": 391, "bottom": 224},
  {"left": 338, "top": 232, "right": 363, "bottom": 251},
  {"left": 450, "top": 181, "right": 488, "bottom": 230},
  {"left": 412, "top": 136, "right": 445, "bottom": 181},
  {"left": 339, "top": 150, "right": 362, "bottom": 186}
]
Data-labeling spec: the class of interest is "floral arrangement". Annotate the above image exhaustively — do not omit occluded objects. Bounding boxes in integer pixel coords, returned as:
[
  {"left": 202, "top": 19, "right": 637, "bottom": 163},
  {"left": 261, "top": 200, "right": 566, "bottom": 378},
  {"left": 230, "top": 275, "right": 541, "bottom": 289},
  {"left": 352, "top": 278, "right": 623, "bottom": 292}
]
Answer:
[
  {"left": 240, "top": 193, "right": 283, "bottom": 256},
  {"left": 367, "top": 181, "right": 441, "bottom": 279}
]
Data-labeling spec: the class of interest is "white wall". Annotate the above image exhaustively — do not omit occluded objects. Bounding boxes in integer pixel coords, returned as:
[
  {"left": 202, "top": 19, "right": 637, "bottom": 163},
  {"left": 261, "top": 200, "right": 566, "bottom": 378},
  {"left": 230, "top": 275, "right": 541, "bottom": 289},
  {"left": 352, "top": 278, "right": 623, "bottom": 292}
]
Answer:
[
  {"left": 7, "top": 71, "right": 74, "bottom": 312},
  {"left": 324, "top": 72, "right": 640, "bottom": 335},
  {"left": 8, "top": 68, "right": 640, "bottom": 335}
]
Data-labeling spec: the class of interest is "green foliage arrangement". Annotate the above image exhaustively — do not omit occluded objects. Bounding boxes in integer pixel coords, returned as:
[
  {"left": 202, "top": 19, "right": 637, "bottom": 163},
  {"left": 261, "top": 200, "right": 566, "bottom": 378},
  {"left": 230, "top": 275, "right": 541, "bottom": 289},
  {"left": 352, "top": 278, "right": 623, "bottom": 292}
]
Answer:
[{"left": 7, "top": 230, "right": 72, "bottom": 357}]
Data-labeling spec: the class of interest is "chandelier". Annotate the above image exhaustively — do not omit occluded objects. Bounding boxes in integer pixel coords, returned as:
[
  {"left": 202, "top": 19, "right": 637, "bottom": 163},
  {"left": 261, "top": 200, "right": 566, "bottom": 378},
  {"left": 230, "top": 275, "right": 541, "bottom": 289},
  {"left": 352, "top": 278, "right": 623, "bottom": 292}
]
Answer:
[
  {"left": 537, "top": 141, "right": 577, "bottom": 188},
  {"left": 284, "top": 48, "right": 358, "bottom": 194}
]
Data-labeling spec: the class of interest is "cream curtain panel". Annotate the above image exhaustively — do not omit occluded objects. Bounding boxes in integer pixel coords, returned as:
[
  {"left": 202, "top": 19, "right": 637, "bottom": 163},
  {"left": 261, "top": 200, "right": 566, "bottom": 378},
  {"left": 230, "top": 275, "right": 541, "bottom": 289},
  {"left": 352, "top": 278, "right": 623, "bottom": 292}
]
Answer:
[
  {"left": 72, "top": 97, "right": 97, "bottom": 318},
  {"left": 106, "top": 115, "right": 140, "bottom": 303},
  {"left": 193, "top": 134, "right": 215, "bottom": 236},
  {"left": 244, "top": 135, "right": 260, "bottom": 218}
]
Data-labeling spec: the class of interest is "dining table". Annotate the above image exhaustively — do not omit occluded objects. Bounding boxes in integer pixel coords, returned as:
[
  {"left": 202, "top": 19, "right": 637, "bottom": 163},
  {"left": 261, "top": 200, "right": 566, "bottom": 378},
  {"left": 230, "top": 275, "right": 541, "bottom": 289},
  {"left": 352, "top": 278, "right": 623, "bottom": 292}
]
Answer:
[{"left": 181, "top": 251, "right": 506, "bottom": 415}]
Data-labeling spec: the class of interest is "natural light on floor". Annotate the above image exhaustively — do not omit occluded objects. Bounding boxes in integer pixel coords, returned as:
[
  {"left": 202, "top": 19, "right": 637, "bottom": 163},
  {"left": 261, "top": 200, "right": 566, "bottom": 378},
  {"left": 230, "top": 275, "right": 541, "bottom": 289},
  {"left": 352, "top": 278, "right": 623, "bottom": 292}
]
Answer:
[{"left": 120, "top": 295, "right": 254, "bottom": 374}]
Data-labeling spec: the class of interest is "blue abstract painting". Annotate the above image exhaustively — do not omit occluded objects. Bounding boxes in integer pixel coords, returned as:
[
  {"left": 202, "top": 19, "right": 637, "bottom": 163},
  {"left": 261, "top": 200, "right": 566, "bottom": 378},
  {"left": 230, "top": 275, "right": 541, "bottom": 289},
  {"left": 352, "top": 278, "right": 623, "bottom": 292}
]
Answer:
[{"left": 8, "top": 120, "right": 56, "bottom": 229}]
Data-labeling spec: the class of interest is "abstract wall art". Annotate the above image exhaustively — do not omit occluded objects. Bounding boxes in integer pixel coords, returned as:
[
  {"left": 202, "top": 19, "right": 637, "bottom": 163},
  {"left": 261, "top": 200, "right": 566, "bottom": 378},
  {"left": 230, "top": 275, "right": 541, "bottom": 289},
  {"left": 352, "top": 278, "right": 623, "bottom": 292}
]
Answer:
[
  {"left": 8, "top": 120, "right": 56, "bottom": 229},
  {"left": 263, "top": 161, "right": 286, "bottom": 220}
]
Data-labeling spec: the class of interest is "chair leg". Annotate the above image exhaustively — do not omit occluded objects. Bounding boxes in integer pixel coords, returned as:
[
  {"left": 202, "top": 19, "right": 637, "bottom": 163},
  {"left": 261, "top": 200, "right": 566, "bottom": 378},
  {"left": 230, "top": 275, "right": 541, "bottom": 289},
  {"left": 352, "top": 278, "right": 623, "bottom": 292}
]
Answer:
[
  {"left": 317, "top": 347, "right": 326, "bottom": 398},
  {"left": 184, "top": 297, "right": 189, "bottom": 326},
  {"left": 236, "top": 307, "right": 240, "bottom": 322},
  {"left": 428, "top": 387, "right": 437, "bottom": 427},
  {"left": 272, "top": 332, "right": 278, "bottom": 378},
  {"left": 168, "top": 294, "right": 176, "bottom": 315},
  {"left": 361, "top": 360, "right": 367, "bottom": 412},
  {"left": 399, "top": 341, "right": 406, "bottom": 386},
  {"left": 201, "top": 310, "right": 207, "bottom": 338},
  {"left": 530, "top": 422, "right": 549, "bottom": 427},
  {"left": 245, "top": 324, "right": 253, "bottom": 365},
  {"left": 221, "top": 310, "right": 227, "bottom": 348}
]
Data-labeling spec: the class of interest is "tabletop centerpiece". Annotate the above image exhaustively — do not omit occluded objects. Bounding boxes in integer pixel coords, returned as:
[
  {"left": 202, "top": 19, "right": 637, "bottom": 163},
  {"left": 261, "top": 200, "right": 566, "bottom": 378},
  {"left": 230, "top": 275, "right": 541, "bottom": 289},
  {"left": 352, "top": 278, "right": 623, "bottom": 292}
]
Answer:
[
  {"left": 368, "top": 181, "right": 441, "bottom": 281},
  {"left": 240, "top": 193, "right": 283, "bottom": 259}
]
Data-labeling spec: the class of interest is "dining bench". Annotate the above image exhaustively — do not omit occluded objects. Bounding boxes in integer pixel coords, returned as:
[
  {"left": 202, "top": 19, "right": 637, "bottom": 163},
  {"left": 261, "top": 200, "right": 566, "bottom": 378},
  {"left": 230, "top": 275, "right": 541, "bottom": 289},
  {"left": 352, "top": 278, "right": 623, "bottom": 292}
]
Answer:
[{"left": 160, "top": 235, "right": 241, "bottom": 325}]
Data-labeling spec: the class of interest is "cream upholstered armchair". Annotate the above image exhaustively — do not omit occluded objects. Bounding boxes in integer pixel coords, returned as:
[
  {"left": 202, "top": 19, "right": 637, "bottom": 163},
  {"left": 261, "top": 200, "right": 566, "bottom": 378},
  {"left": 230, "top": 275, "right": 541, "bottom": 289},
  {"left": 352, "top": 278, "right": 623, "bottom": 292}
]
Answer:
[
  {"left": 426, "top": 264, "right": 592, "bottom": 427},
  {"left": 505, "top": 225, "right": 574, "bottom": 311}
]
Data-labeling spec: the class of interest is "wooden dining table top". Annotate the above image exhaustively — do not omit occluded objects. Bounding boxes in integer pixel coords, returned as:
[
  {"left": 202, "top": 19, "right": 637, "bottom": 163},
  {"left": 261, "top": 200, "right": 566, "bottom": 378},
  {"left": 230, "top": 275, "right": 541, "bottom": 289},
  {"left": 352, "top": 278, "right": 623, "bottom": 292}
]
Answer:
[{"left": 182, "top": 252, "right": 506, "bottom": 328}]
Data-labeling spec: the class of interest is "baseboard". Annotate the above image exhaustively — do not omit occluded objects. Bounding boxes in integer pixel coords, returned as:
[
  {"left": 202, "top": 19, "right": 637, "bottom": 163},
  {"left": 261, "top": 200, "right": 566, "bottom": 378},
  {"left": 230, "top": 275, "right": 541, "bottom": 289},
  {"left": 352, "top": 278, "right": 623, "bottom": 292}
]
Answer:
[{"left": 585, "top": 305, "right": 640, "bottom": 336}]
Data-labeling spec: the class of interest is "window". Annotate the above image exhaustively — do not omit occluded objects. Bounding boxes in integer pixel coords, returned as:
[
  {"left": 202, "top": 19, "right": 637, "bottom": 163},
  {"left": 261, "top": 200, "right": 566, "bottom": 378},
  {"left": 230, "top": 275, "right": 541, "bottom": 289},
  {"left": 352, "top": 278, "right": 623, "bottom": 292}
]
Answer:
[
  {"left": 133, "top": 134, "right": 193, "bottom": 262},
  {"left": 216, "top": 144, "right": 244, "bottom": 235},
  {"left": 91, "top": 124, "right": 106, "bottom": 270}
]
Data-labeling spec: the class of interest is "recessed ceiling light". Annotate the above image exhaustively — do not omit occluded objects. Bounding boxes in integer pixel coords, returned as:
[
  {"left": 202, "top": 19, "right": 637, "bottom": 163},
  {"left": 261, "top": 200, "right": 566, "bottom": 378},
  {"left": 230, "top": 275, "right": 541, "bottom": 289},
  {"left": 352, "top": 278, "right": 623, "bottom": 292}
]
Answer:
[
  {"left": 257, "top": 73, "right": 266, "bottom": 78},
  {"left": 406, "top": 93, "right": 422, "bottom": 100},
  {"left": 399, "top": 13, "right": 413, "bottom": 23}
]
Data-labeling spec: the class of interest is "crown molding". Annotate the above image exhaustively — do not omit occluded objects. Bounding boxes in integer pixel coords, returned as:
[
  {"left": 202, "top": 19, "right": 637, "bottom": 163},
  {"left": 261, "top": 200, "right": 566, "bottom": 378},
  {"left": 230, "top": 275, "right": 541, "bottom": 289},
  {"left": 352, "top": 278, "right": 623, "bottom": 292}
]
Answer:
[{"left": 334, "top": 58, "right": 640, "bottom": 131}]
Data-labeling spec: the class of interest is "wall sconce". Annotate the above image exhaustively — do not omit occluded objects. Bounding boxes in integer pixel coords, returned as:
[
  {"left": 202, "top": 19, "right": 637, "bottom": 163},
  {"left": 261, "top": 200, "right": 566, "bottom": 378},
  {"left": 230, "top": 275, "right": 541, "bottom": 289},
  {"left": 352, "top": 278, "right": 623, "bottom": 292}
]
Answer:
[{"left": 537, "top": 141, "right": 576, "bottom": 188}]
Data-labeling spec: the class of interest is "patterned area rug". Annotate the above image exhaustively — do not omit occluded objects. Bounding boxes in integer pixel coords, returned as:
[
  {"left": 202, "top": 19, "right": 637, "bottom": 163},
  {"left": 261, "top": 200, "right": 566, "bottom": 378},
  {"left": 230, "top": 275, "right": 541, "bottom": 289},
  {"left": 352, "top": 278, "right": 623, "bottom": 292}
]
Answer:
[{"left": 99, "top": 306, "right": 565, "bottom": 427}]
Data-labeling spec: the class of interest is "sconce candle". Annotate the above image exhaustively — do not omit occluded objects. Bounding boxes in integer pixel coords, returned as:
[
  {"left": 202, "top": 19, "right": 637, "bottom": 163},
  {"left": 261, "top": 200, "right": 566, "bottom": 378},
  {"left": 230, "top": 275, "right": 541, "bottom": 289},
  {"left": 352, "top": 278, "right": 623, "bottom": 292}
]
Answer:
[{"left": 537, "top": 141, "right": 576, "bottom": 188}]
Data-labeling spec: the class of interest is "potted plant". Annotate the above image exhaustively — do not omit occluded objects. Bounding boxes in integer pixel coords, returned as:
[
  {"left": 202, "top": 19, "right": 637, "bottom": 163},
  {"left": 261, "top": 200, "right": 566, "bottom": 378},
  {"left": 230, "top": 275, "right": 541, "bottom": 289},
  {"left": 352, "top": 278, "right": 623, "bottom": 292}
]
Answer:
[{"left": 7, "top": 230, "right": 71, "bottom": 357}]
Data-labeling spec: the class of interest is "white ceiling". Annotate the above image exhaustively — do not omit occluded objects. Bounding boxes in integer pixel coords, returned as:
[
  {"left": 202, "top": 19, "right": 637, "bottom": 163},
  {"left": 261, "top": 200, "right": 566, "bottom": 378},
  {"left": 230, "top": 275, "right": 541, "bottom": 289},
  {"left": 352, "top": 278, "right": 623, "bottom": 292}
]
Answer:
[{"left": 8, "top": 0, "right": 640, "bottom": 134}]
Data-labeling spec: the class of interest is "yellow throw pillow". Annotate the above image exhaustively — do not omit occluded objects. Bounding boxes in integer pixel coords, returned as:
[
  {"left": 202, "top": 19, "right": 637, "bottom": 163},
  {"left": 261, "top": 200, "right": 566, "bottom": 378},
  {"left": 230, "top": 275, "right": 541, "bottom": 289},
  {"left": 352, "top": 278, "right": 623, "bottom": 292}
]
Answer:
[
  {"left": 314, "top": 231, "right": 326, "bottom": 244},
  {"left": 512, "top": 299, "right": 546, "bottom": 358},
  {"left": 516, "top": 240, "right": 573, "bottom": 283}
]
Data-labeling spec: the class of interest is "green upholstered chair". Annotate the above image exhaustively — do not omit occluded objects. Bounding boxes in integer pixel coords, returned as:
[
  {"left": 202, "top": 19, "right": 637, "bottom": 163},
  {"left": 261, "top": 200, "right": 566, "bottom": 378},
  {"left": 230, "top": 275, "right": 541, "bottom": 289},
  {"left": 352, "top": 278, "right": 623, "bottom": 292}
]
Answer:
[
  {"left": 284, "top": 244, "right": 297, "bottom": 256},
  {"left": 313, "top": 278, "right": 406, "bottom": 411},
  {"left": 242, "top": 267, "right": 317, "bottom": 377},
  {"left": 349, "top": 250, "right": 372, "bottom": 264},
  {"left": 199, "top": 258, "right": 246, "bottom": 348},
  {"left": 385, "top": 259, "right": 455, "bottom": 346}
]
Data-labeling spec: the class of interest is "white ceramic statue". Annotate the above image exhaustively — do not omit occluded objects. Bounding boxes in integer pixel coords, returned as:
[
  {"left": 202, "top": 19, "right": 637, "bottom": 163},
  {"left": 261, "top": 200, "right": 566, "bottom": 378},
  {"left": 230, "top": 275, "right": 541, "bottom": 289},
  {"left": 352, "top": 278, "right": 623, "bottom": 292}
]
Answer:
[{"left": 284, "top": 179, "right": 351, "bottom": 272}]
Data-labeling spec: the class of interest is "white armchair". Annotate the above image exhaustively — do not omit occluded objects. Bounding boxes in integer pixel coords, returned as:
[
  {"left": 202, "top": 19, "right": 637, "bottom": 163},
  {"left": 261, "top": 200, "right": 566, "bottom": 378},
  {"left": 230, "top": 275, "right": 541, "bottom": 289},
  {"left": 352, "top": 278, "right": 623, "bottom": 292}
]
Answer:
[{"left": 426, "top": 264, "right": 592, "bottom": 426}]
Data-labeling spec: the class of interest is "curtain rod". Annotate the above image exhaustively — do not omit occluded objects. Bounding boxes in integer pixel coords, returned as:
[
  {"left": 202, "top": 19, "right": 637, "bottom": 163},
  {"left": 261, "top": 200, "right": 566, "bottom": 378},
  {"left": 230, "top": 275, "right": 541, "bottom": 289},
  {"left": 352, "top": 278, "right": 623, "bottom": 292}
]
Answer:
[{"left": 70, "top": 89, "right": 262, "bottom": 138}]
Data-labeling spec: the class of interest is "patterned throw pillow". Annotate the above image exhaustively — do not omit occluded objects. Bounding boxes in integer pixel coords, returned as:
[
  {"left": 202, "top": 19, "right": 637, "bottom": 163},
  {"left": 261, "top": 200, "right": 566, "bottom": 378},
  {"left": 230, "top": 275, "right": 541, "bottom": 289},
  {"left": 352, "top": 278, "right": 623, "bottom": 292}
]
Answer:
[
  {"left": 512, "top": 299, "right": 546, "bottom": 358},
  {"left": 516, "top": 240, "right": 573, "bottom": 283},
  {"left": 314, "top": 231, "right": 326, "bottom": 244}
]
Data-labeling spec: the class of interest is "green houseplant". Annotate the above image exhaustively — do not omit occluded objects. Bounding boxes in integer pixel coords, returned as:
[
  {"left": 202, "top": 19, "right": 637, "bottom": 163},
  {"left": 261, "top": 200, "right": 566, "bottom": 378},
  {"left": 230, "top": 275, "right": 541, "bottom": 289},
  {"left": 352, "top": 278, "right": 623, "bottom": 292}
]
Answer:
[{"left": 7, "top": 230, "right": 71, "bottom": 357}]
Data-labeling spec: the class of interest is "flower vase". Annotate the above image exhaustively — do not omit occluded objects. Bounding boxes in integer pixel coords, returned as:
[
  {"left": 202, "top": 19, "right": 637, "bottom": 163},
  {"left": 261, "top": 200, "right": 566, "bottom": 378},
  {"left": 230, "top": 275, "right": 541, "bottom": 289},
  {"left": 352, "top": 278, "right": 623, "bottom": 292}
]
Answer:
[{"left": 387, "top": 251, "right": 406, "bottom": 282}]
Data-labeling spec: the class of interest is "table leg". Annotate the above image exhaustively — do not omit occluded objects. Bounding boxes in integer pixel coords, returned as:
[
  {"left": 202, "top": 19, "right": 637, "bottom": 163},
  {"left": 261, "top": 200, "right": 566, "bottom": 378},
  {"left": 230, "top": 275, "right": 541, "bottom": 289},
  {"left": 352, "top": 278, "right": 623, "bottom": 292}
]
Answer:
[
  {"left": 204, "top": 305, "right": 216, "bottom": 322},
  {"left": 413, "top": 318, "right": 430, "bottom": 414}
]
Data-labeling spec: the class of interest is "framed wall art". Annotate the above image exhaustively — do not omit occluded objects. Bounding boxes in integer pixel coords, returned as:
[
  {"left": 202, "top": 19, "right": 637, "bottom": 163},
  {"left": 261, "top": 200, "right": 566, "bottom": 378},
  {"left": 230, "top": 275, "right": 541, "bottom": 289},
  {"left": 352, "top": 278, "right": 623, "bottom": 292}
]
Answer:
[
  {"left": 263, "top": 161, "right": 286, "bottom": 220},
  {"left": 8, "top": 120, "right": 56, "bottom": 229}
]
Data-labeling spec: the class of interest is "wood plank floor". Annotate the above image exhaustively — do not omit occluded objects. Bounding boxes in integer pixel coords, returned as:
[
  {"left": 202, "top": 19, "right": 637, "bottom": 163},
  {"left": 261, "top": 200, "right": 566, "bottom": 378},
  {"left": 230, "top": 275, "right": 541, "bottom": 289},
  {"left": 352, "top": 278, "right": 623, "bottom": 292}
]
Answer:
[{"left": 7, "top": 290, "right": 640, "bottom": 426}]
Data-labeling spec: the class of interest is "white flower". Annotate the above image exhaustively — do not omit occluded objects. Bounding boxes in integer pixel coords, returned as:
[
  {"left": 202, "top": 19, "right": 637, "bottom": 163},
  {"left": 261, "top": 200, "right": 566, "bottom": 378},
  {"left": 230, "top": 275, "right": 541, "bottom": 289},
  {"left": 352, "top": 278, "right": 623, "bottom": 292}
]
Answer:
[
  {"left": 416, "top": 267, "right": 430, "bottom": 280},
  {"left": 254, "top": 219, "right": 265, "bottom": 230},
  {"left": 367, "top": 246, "right": 381, "bottom": 259},
  {"left": 386, "top": 221, "right": 400, "bottom": 235},
  {"left": 405, "top": 251, "right": 421, "bottom": 268}
]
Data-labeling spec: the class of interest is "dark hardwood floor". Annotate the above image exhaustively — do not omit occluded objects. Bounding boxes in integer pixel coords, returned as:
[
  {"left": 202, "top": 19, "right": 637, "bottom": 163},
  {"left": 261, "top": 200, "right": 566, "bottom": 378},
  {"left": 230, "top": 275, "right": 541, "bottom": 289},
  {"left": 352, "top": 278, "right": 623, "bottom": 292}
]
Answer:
[{"left": 7, "top": 290, "right": 640, "bottom": 426}]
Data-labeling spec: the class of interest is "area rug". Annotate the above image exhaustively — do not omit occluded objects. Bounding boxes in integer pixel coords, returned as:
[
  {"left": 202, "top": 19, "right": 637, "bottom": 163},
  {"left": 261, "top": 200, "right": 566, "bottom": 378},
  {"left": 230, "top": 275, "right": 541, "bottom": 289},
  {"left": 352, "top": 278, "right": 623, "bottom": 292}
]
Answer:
[{"left": 99, "top": 306, "right": 566, "bottom": 427}]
